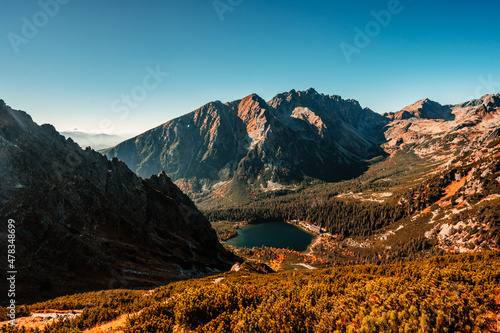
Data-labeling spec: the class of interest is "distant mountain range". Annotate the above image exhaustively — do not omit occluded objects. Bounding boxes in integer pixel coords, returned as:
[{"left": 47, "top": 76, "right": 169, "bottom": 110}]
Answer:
[
  {"left": 0, "top": 99, "right": 233, "bottom": 303},
  {"left": 383, "top": 94, "right": 500, "bottom": 156},
  {"left": 60, "top": 131, "right": 130, "bottom": 151}
]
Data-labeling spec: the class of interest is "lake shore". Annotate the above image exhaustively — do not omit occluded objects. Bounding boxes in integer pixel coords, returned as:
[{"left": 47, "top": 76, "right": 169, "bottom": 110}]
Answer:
[
  {"left": 216, "top": 220, "right": 320, "bottom": 259},
  {"left": 306, "top": 235, "right": 322, "bottom": 255},
  {"left": 286, "top": 219, "right": 325, "bottom": 236},
  {"left": 212, "top": 221, "right": 248, "bottom": 243}
]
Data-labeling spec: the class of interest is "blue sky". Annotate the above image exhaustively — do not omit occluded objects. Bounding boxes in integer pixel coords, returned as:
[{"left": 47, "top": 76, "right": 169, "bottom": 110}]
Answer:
[{"left": 1, "top": 0, "right": 499, "bottom": 136}]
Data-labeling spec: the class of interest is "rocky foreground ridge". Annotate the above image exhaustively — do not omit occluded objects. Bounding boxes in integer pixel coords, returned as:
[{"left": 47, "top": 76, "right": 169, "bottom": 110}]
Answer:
[{"left": 0, "top": 100, "right": 233, "bottom": 303}]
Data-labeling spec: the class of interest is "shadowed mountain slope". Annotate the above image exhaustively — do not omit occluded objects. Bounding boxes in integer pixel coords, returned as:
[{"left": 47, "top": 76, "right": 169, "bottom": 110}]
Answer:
[{"left": 0, "top": 100, "right": 233, "bottom": 303}]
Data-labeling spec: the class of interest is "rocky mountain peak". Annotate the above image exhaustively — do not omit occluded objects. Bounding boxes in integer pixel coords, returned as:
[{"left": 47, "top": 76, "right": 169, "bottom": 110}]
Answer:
[
  {"left": 237, "top": 94, "right": 268, "bottom": 117},
  {"left": 107, "top": 89, "right": 388, "bottom": 198},
  {"left": 229, "top": 94, "right": 270, "bottom": 142},
  {"left": 267, "top": 89, "right": 300, "bottom": 109},
  {"left": 385, "top": 97, "right": 453, "bottom": 121},
  {"left": 457, "top": 93, "right": 500, "bottom": 109},
  {"left": 1, "top": 103, "right": 32, "bottom": 134},
  {"left": 298, "top": 88, "right": 319, "bottom": 97},
  {"left": 205, "top": 100, "right": 226, "bottom": 113},
  {"left": 417, "top": 97, "right": 431, "bottom": 104},
  {"left": 192, "top": 100, "right": 228, "bottom": 125},
  {"left": 482, "top": 94, "right": 500, "bottom": 108},
  {"left": 402, "top": 98, "right": 441, "bottom": 112},
  {"left": 468, "top": 94, "right": 500, "bottom": 119}
]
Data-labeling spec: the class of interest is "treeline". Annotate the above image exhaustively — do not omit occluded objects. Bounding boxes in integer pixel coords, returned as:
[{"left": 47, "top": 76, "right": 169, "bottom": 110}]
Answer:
[{"left": 206, "top": 199, "right": 408, "bottom": 237}]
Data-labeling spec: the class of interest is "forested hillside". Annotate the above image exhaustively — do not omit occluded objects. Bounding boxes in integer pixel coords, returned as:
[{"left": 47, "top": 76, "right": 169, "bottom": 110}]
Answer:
[{"left": 205, "top": 127, "right": 500, "bottom": 263}]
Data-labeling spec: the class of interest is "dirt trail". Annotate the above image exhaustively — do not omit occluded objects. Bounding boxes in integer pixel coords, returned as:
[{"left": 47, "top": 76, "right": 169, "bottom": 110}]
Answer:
[{"left": 83, "top": 313, "right": 131, "bottom": 333}]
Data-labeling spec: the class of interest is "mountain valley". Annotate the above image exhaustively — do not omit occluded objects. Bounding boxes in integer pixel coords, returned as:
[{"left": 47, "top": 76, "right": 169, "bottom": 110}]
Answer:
[
  {"left": 103, "top": 90, "right": 500, "bottom": 266},
  {"left": 1, "top": 90, "right": 499, "bottom": 332}
]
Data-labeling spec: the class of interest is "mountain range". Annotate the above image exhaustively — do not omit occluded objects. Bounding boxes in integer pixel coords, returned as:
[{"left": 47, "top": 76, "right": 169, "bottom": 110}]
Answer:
[
  {"left": 59, "top": 131, "right": 130, "bottom": 151},
  {"left": 1, "top": 89, "right": 499, "bottom": 303},
  {"left": 105, "top": 90, "right": 500, "bottom": 208},
  {"left": 383, "top": 94, "right": 500, "bottom": 156},
  {"left": 105, "top": 89, "right": 500, "bottom": 261},
  {"left": 105, "top": 89, "right": 389, "bottom": 203}
]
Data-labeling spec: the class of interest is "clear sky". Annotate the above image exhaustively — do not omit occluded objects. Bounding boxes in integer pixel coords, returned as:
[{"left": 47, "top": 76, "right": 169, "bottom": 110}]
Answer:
[{"left": 1, "top": 0, "right": 499, "bottom": 136}]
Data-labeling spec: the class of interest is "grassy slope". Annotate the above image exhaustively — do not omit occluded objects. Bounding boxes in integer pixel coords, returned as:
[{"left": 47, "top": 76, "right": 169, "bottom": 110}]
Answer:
[{"left": 197, "top": 151, "right": 437, "bottom": 212}]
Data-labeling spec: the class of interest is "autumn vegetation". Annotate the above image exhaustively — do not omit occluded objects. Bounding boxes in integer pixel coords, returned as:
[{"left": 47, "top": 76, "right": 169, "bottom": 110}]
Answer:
[{"left": 1, "top": 251, "right": 499, "bottom": 332}]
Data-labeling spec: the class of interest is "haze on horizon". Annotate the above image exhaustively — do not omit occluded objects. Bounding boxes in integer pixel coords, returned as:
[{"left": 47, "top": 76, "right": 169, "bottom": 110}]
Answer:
[{"left": 1, "top": 0, "right": 499, "bottom": 137}]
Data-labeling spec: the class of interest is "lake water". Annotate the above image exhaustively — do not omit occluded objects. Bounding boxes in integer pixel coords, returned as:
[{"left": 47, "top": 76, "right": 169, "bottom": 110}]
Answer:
[{"left": 225, "top": 222, "right": 315, "bottom": 252}]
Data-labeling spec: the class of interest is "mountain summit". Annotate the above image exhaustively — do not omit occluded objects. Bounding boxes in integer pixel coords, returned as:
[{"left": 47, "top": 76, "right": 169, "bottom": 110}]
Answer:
[
  {"left": 383, "top": 98, "right": 454, "bottom": 121},
  {"left": 106, "top": 90, "right": 388, "bottom": 199}
]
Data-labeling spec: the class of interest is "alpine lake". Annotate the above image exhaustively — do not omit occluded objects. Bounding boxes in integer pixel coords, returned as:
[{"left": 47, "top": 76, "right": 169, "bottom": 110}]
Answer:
[{"left": 225, "top": 221, "right": 315, "bottom": 253}]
